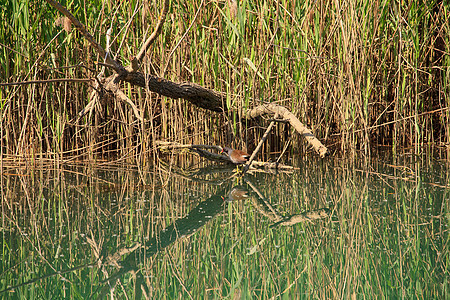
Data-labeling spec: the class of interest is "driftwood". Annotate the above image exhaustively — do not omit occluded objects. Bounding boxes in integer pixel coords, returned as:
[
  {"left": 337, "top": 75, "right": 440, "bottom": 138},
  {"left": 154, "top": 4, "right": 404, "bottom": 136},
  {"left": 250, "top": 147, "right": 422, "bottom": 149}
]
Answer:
[{"left": 45, "top": 0, "right": 328, "bottom": 157}]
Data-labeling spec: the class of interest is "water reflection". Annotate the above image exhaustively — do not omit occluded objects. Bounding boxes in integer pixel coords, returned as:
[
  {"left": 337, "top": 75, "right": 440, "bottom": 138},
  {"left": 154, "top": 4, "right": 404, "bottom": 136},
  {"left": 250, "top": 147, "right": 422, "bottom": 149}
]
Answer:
[
  {"left": 225, "top": 186, "right": 249, "bottom": 202},
  {"left": 0, "top": 156, "right": 448, "bottom": 298}
]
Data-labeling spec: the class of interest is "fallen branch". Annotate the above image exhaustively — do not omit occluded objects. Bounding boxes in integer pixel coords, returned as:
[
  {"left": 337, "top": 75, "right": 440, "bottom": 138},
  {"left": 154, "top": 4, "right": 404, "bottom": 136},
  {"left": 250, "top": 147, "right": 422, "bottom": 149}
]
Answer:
[
  {"left": 156, "top": 141, "right": 227, "bottom": 162},
  {"left": 245, "top": 103, "right": 328, "bottom": 157},
  {"left": 156, "top": 141, "right": 294, "bottom": 170},
  {"left": 123, "top": 72, "right": 225, "bottom": 112}
]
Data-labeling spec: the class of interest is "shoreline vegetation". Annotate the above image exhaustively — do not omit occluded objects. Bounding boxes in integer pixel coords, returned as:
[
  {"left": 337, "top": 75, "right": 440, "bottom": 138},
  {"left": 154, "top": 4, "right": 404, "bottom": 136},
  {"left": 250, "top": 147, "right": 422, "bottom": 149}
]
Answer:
[{"left": 1, "top": 0, "right": 449, "bottom": 164}]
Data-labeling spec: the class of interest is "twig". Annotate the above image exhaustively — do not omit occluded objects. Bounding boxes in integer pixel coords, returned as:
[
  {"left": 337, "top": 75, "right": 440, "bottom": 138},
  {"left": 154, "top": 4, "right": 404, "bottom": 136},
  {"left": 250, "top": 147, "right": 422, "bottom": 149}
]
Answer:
[
  {"left": 135, "top": 0, "right": 170, "bottom": 64},
  {"left": 0, "top": 78, "right": 93, "bottom": 86},
  {"left": 243, "top": 114, "right": 279, "bottom": 173},
  {"left": 276, "top": 140, "right": 291, "bottom": 163},
  {"left": 44, "top": 0, "right": 125, "bottom": 74}
]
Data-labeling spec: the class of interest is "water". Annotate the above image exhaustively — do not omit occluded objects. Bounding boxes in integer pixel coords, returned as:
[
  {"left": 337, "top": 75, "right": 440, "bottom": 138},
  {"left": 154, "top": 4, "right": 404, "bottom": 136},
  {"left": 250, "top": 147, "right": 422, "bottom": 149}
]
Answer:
[{"left": 1, "top": 155, "right": 448, "bottom": 299}]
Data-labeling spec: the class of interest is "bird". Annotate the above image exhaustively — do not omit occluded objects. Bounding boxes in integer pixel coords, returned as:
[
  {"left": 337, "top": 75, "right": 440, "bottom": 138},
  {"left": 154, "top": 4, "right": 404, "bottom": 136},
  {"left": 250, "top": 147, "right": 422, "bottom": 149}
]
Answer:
[
  {"left": 227, "top": 186, "right": 250, "bottom": 202},
  {"left": 221, "top": 146, "right": 250, "bottom": 165}
]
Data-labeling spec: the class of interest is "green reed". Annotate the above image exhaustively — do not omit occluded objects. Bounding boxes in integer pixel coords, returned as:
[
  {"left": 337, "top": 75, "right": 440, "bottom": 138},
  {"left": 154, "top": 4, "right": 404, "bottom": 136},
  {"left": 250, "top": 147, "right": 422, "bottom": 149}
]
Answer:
[{"left": 0, "top": 0, "right": 449, "bottom": 161}]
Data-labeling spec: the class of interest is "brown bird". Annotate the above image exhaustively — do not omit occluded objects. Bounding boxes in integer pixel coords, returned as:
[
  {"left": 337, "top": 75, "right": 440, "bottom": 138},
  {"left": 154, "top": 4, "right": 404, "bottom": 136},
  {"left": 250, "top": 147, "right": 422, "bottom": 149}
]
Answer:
[
  {"left": 227, "top": 187, "right": 250, "bottom": 202},
  {"left": 221, "top": 146, "right": 250, "bottom": 165}
]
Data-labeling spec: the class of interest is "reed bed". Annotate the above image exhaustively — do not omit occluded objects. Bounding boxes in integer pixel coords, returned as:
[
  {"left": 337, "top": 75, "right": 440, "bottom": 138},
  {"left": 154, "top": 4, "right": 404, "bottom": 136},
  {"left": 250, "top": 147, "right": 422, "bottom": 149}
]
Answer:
[{"left": 1, "top": 0, "right": 449, "bottom": 162}]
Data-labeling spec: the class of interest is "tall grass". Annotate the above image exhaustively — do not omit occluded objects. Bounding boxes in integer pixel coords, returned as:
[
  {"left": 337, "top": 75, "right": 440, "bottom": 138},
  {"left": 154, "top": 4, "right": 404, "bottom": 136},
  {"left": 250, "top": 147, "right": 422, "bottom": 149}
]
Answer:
[{"left": 0, "top": 0, "right": 449, "bottom": 161}]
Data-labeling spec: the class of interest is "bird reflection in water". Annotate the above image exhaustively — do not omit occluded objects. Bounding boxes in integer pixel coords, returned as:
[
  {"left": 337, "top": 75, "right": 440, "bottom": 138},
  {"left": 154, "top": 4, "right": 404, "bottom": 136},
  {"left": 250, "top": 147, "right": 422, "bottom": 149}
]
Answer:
[{"left": 224, "top": 186, "right": 250, "bottom": 202}]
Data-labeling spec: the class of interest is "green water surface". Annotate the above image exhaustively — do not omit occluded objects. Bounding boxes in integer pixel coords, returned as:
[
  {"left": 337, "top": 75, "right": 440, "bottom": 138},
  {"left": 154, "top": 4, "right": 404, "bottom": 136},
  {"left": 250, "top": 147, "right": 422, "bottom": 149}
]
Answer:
[{"left": 1, "top": 155, "right": 448, "bottom": 299}]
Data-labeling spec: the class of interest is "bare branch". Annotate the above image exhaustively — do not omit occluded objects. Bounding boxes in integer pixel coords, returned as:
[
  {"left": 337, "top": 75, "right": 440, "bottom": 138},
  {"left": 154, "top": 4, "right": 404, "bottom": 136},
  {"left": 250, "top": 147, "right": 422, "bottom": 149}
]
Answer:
[
  {"left": 105, "top": 76, "right": 143, "bottom": 122},
  {"left": 0, "top": 78, "right": 93, "bottom": 86},
  {"left": 44, "top": 0, "right": 125, "bottom": 74},
  {"left": 156, "top": 141, "right": 294, "bottom": 169},
  {"left": 245, "top": 103, "right": 329, "bottom": 157},
  {"left": 135, "top": 0, "right": 170, "bottom": 64},
  {"left": 45, "top": 0, "right": 227, "bottom": 112},
  {"left": 124, "top": 72, "right": 226, "bottom": 112},
  {"left": 243, "top": 113, "right": 279, "bottom": 173}
]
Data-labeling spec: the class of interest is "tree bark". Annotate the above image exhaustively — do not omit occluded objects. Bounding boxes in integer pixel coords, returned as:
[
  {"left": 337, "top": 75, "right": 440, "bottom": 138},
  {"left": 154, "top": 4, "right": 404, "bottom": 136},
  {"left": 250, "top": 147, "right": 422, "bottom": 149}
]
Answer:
[{"left": 123, "top": 72, "right": 226, "bottom": 112}]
